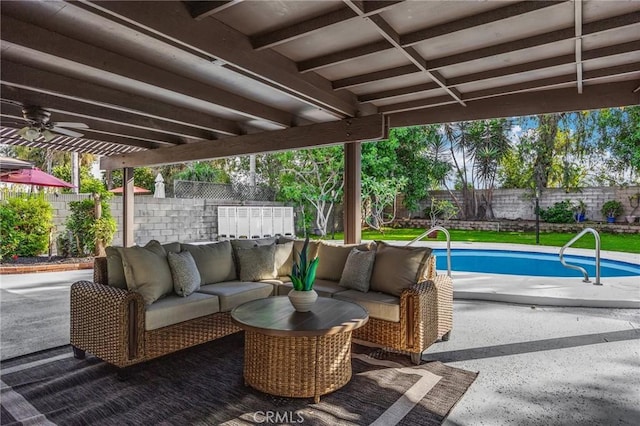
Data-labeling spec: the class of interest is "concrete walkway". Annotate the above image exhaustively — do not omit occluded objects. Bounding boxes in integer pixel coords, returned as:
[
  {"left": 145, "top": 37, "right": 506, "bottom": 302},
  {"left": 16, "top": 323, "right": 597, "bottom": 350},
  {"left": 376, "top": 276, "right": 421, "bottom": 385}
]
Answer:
[{"left": 1, "top": 255, "right": 638, "bottom": 425}]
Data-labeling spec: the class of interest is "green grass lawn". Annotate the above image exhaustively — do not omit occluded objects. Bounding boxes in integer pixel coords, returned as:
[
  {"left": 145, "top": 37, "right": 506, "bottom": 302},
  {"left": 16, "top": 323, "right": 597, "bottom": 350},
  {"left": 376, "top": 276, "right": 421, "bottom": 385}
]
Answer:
[{"left": 328, "top": 228, "right": 640, "bottom": 254}]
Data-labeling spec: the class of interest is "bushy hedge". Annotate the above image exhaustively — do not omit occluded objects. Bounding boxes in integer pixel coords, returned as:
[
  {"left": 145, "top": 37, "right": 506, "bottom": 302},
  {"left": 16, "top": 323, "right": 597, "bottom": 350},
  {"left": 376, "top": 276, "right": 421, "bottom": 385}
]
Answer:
[
  {"left": 0, "top": 195, "right": 53, "bottom": 259},
  {"left": 539, "top": 200, "right": 575, "bottom": 224}
]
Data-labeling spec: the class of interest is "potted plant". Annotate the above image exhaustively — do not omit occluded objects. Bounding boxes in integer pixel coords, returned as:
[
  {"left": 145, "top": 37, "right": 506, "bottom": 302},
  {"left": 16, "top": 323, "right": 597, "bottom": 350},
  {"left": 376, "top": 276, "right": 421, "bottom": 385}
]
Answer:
[
  {"left": 572, "top": 200, "right": 587, "bottom": 223},
  {"left": 288, "top": 236, "right": 319, "bottom": 312},
  {"left": 601, "top": 200, "right": 623, "bottom": 223},
  {"left": 427, "top": 198, "right": 459, "bottom": 237}
]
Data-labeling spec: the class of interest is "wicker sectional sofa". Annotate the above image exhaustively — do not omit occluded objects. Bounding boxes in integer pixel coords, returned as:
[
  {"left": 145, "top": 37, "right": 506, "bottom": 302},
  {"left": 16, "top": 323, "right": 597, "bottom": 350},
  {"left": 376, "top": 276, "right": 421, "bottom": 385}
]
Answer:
[{"left": 70, "top": 237, "right": 453, "bottom": 369}]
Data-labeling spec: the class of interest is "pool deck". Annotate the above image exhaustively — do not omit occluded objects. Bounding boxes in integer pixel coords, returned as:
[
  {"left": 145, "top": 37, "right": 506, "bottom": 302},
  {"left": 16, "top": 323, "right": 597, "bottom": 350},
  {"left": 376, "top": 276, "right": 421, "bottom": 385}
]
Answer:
[{"left": 403, "top": 241, "right": 640, "bottom": 309}]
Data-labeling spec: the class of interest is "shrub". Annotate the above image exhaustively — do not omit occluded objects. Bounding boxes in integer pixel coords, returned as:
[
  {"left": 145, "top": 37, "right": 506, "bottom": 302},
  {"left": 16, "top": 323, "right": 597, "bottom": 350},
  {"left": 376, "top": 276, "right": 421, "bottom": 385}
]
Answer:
[
  {"left": 0, "top": 195, "right": 53, "bottom": 258},
  {"left": 63, "top": 197, "right": 116, "bottom": 256},
  {"left": 539, "top": 200, "right": 575, "bottom": 223}
]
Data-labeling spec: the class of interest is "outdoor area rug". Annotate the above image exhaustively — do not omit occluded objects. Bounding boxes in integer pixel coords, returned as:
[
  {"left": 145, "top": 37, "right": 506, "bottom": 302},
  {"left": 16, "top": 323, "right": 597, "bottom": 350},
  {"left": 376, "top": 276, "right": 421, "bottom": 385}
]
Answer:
[{"left": 1, "top": 332, "right": 477, "bottom": 425}]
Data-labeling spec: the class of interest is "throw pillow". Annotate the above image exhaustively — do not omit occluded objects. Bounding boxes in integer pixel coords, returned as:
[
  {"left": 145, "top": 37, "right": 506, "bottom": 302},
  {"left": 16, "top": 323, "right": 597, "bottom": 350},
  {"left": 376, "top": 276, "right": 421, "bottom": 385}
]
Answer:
[
  {"left": 274, "top": 241, "right": 295, "bottom": 277},
  {"left": 369, "top": 241, "right": 433, "bottom": 297},
  {"left": 339, "top": 248, "right": 376, "bottom": 292},
  {"left": 121, "top": 240, "right": 173, "bottom": 305},
  {"left": 167, "top": 251, "right": 200, "bottom": 297},
  {"left": 315, "top": 241, "right": 374, "bottom": 281},
  {"left": 182, "top": 241, "right": 237, "bottom": 284},
  {"left": 235, "top": 244, "right": 277, "bottom": 281}
]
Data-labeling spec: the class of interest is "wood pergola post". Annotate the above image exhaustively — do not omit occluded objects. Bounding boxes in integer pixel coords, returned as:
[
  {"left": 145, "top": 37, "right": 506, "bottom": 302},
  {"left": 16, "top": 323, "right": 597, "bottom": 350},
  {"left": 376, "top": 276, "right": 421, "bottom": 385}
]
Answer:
[
  {"left": 123, "top": 167, "right": 135, "bottom": 247},
  {"left": 343, "top": 142, "right": 361, "bottom": 244}
]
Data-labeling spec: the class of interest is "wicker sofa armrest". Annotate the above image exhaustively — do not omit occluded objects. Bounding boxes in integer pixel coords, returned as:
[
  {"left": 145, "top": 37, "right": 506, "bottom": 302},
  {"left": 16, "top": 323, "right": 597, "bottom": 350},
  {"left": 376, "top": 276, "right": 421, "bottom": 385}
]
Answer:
[
  {"left": 70, "top": 280, "right": 145, "bottom": 367},
  {"left": 93, "top": 256, "right": 108, "bottom": 285},
  {"left": 400, "top": 274, "right": 453, "bottom": 353}
]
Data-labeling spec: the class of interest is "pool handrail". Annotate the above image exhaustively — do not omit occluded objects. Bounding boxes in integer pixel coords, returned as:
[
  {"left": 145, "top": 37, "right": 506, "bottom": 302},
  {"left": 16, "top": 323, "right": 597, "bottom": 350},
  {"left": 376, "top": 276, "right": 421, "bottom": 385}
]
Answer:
[
  {"left": 559, "top": 227, "right": 602, "bottom": 285},
  {"left": 406, "top": 226, "right": 451, "bottom": 277}
]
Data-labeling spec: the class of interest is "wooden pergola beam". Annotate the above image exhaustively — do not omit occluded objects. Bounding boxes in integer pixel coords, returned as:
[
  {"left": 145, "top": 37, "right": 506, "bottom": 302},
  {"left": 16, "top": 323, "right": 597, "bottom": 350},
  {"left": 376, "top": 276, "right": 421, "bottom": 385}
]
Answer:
[
  {"left": 0, "top": 85, "right": 220, "bottom": 141},
  {"left": 81, "top": 1, "right": 358, "bottom": 118},
  {"left": 101, "top": 114, "right": 386, "bottom": 169},
  {"left": 388, "top": 80, "right": 640, "bottom": 127},
  {"left": 0, "top": 60, "right": 242, "bottom": 136},
  {"left": 300, "top": 1, "right": 564, "bottom": 73},
  {"left": 1, "top": 16, "right": 293, "bottom": 129},
  {"left": 185, "top": 1, "right": 241, "bottom": 21}
]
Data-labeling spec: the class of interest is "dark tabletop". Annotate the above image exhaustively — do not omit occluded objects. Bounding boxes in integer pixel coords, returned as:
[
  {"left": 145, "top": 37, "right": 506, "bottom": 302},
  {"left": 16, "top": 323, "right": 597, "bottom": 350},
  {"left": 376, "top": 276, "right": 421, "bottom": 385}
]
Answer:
[{"left": 230, "top": 296, "right": 369, "bottom": 337}]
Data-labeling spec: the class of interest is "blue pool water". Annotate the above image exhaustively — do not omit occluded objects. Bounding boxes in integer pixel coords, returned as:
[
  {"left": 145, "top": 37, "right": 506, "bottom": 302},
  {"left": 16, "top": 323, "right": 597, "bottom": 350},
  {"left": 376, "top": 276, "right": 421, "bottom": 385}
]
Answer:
[{"left": 432, "top": 249, "right": 640, "bottom": 278}]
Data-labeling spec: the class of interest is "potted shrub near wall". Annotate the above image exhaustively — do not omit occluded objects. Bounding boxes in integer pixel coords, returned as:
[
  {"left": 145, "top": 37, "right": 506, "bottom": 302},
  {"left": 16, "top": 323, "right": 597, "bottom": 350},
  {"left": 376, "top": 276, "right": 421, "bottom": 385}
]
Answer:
[
  {"left": 572, "top": 200, "right": 587, "bottom": 223},
  {"left": 601, "top": 200, "right": 623, "bottom": 223}
]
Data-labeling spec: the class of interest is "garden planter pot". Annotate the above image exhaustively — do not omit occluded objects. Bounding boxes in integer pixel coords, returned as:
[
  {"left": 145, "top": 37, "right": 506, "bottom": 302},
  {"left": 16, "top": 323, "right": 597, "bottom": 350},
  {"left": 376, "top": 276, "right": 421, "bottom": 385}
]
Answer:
[
  {"left": 288, "top": 289, "right": 318, "bottom": 312},
  {"left": 625, "top": 215, "right": 637, "bottom": 224},
  {"left": 607, "top": 216, "right": 615, "bottom": 223},
  {"left": 575, "top": 213, "right": 585, "bottom": 222},
  {"left": 427, "top": 230, "right": 439, "bottom": 238}
]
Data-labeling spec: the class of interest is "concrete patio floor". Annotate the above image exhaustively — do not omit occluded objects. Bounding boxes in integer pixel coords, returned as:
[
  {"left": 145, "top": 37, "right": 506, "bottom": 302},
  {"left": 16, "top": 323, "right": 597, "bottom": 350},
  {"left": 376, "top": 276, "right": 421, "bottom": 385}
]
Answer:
[{"left": 1, "top": 259, "right": 638, "bottom": 425}]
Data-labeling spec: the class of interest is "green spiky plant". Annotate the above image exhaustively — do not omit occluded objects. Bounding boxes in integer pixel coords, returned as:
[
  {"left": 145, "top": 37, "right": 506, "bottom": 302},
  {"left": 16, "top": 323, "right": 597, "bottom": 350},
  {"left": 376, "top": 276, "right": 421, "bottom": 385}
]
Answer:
[{"left": 289, "top": 236, "right": 319, "bottom": 291}]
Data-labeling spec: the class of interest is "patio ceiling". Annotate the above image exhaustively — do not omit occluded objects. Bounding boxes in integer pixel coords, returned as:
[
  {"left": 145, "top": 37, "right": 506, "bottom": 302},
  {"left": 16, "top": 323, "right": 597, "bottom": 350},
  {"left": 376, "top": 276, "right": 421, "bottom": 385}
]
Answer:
[{"left": 0, "top": 0, "right": 639, "bottom": 170}]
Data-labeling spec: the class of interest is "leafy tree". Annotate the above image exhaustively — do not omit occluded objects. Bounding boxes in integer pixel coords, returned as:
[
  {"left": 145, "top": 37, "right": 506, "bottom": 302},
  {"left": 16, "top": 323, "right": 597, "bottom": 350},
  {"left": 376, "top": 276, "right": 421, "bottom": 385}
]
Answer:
[
  {"left": 361, "top": 138, "right": 406, "bottom": 230},
  {"left": 592, "top": 106, "right": 640, "bottom": 184},
  {"left": 108, "top": 167, "right": 158, "bottom": 190},
  {"left": 173, "top": 161, "right": 230, "bottom": 183},
  {"left": 393, "top": 126, "right": 449, "bottom": 215},
  {"left": 439, "top": 119, "right": 510, "bottom": 219},
  {"left": 277, "top": 146, "right": 344, "bottom": 236}
]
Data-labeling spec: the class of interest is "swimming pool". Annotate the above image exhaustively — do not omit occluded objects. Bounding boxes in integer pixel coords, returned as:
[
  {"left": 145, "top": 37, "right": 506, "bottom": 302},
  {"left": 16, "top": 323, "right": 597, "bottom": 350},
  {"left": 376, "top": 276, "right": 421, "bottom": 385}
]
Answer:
[{"left": 432, "top": 249, "right": 640, "bottom": 278}]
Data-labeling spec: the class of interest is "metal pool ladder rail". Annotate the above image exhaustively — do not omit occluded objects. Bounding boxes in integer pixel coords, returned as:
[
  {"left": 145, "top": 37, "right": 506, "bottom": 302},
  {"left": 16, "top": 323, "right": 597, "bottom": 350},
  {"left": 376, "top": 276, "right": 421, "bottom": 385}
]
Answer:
[
  {"left": 406, "top": 226, "right": 451, "bottom": 277},
  {"left": 559, "top": 227, "right": 601, "bottom": 285}
]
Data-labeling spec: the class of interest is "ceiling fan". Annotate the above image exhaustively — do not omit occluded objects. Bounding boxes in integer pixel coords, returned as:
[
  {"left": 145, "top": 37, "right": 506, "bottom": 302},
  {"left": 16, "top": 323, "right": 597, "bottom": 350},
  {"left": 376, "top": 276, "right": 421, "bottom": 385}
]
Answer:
[{"left": 16, "top": 106, "right": 89, "bottom": 142}]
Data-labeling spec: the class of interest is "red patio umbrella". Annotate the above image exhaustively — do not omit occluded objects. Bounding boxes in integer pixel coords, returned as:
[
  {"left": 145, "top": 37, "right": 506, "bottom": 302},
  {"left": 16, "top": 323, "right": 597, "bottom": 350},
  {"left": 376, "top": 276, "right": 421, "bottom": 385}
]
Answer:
[
  {"left": 0, "top": 167, "right": 74, "bottom": 188},
  {"left": 109, "top": 185, "right": 152, "bottom": 194}
]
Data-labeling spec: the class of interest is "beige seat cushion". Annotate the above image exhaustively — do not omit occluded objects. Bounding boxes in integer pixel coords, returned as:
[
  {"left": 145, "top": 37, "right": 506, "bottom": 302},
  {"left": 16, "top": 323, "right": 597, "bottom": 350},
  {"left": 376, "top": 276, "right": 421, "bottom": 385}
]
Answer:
[
  {"left": 182, "top": 241, "right": 237, "bottom": 284},
  {"left": 315, "top": 241, "right": 375, "bottom": 281},
  {"left": 121, "top": 240, "right": 173, "bottom": 305},
  {"left": 145, "top": 292, "right": 220, "bottom": 331},
  {"left": 197, "top": 281, "right": 274, "bottom": 312},
  {"left": 333, "top": 290, "right": 400, "bottom": 322},
  {"left": 370, "top": 242, "right": 432, "bottom": 297},
  {"left": 276, "top": 278, "right": 343, "bottom": 298}
]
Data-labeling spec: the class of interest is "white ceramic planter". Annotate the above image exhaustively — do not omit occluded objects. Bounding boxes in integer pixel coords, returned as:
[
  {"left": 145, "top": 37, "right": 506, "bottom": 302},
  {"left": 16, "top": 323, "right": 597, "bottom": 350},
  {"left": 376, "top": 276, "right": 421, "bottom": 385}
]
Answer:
[{"left": 288, "top": 289, "right": 318, "bottom": 312}]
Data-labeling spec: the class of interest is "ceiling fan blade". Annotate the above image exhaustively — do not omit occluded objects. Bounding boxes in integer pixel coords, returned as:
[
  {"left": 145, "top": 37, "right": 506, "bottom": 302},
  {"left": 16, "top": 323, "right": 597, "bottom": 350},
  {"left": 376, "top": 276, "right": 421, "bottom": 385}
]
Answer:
[
  {"left": 50, "top": 126, "right": 84, "bottom": 138},
  {"left": 53, "top": 122, "right": 89, "bottom": 129}
]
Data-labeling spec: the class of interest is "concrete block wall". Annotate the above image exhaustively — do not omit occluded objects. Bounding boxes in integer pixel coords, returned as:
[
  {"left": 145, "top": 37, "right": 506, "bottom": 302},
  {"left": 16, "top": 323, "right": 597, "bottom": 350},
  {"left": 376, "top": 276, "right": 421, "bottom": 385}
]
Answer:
[
  {"left": 397, "top": 186, "right": 640, "bottom": 222},
  {"left": 18, "top": 194, "right": 286, "bottom": 253}
]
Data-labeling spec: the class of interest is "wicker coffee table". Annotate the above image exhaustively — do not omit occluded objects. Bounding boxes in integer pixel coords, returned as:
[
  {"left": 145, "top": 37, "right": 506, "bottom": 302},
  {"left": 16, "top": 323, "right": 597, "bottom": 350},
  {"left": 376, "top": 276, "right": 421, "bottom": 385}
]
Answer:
[{"left": 231, "top": 296, "right": 368, "bottom": 403}]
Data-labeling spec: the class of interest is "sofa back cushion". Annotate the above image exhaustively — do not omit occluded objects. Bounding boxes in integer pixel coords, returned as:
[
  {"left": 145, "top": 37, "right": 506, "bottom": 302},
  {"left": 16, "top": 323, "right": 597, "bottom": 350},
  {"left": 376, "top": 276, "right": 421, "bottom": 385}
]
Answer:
[
  {"left": 182, "top": 241, "right": 237, "bottom": 285},
  {"left": 274, "top": 241, "right": 295, "bottom": 277},
  {"left": 369, "top": 242, "right": 432, "bottom": 296},
  {"left": 105, "top": 241, "right": 181, "bottom": 289},
  {"left": 315, "top": 241, "right": 375, "bottom": 282},
  {"left": 121, "top": 240, "right": 174, "bottom": 305},
  {"left": 235, "top": 244, "right": 277, "bottom": 281},
  {"left": 105, "top": 246, "right": 127, "bottom": 289}
]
